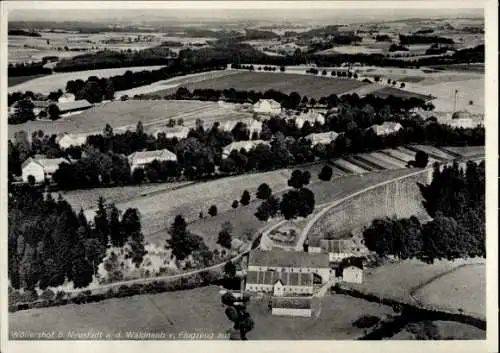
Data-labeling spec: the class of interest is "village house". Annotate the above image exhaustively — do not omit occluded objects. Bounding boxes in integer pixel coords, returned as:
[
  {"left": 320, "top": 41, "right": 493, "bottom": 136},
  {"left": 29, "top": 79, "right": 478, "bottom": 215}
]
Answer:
[
  {"left": 127, "top": 149, "right": 177, "bottom": 172},
  {"left": 222, "top": 140, "right": 270, "bottom": 158},
  {"left": 311, "top": 239, "right": 355, "bottom": 262},
  {"left": 149, "top": 126, "right": 190, "bottom": 140},
  {"left": 290, "top": 110, "right": 326, "bottom": 129},
  {"left": 245, "top": 270, "right": 314, "bottom": 295},
  {"left": 56, "top": 100, "right": 93, "bottom": 117},
  {"left": 56, "top": 133, "right": 89, "bottom": 149},
  {"left": 369, "top": 121, "right": 403, "bottom": 136},
  {"left": 336, "top": 257, "right": 364, "bottom": 284},
  {"left": 219, "top": 118, "right": 263, "bottom": 136},
  {"left": 271, "top": 296, "right": 313, "bottom": 318},
  {"left": 21, "top": 157, "right": 69, "bottom": 183},
  {"left": 443, "top": 111, "right": 479, "bottom": 129},
  {"left": 58, "top": 93, "right": 76, "bottom": 103},
  {"left": 247, "top": 249, "right": 331, "bottom": 283},
  {"left": 304, "top": 131, "right": 340, "bottom": 146},
  {"left": 253, "top": 99, "right": 282, "bottom": 115}
]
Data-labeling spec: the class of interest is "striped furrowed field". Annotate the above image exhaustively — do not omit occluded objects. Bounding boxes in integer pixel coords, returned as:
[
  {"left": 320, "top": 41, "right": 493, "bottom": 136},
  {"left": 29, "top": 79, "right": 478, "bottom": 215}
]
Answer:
[
  {"left": 8, "top": 65, "right": 166, "bottom": 94},
  {"left": 145, "top": 71, "right": 371, "bottom": 99},
  {"left": 406, "top": 145, "right": 462, "bottom": 161}
]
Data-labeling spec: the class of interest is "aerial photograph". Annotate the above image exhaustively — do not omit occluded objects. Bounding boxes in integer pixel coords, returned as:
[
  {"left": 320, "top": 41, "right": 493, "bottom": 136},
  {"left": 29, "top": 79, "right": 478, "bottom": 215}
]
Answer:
[{"left": 5, "top": 2, "right": 489, "bottom": 343}]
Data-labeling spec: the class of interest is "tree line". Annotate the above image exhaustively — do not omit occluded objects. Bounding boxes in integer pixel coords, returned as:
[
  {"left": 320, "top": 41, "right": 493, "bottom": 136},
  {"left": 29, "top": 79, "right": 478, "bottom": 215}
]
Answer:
[
  {"left": 363, "top": 161, "right": 485, "bottom": 262},
  {"left": 8, "top": 93, "right": 484, "bottom": 190},
  {"left": 8, "top": 185, "right": 146, "bottom": 292}
]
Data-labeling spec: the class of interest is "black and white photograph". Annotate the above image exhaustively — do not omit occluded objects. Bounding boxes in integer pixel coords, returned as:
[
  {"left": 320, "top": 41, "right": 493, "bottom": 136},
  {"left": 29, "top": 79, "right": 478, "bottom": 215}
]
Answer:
[{"left": 1, "top": 0, "right": 497, "bottom": 351}]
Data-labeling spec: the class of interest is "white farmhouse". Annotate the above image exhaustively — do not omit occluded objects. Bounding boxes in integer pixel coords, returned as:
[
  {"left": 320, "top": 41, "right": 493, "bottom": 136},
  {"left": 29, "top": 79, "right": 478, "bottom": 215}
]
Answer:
[
  {"left": 58, "top": 93, "right": 76, "bottom": 103},
  {"left": 369, "top": 121, "right": 403, "bottom": 136},
  {"left": 56, "top": 100, "right": 93, "bottom": 117},
  {"left": 56, "top": 133, "right": 89, "bottom": 149},
  {"left": 304, "top": 131, "right": 339, "bottom": 146},
  {"left": 337, "top": 258, "right": 364, "bottom": 284},
  {"left": 271, "top": 296, "right": 313, "bottom": 317},
  {"left": 21, "top": 157, "right": 69, "bottom": 183},
  {"left": 150, "top": 126, "right": 190, "bottom": 140},
  {"left": 127, "top": 149, "right": 177, "bottom": 172},
  {"left": 245, "top": 270, "right": 314, "bottom": 295},
  {"left": 253, "top": 99, "right": 282, "bottom": 115},
  {"left": 443, "top": 111, "right": 480, "bottom": 129},
  {"left": 219, "top": 118, "right": 263, "bottom": 136},
  {"left": 247, "top": 249, "right": 331, "bottom": 283},
  {"left": 222, "top": 140, "right": 270, "bottom": 158},
  {"left": 292, "top": 110, "right": 326, "bottom": 129}
]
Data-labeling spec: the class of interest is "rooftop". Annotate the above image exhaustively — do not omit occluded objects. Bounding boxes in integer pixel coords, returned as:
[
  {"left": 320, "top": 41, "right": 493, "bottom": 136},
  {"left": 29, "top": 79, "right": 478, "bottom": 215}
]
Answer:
[
  {"left": 248, "top": 249, "right": 329, "bottom": 269},
  {"left": 271, "top": 296, "right": 312, "bottom": 309},
  {"left": 128, "top": 149, "right": 177, "bottom": 163},
  {"left": 246, "top": 270, "right": 313, "bottom": 286},
  {"left": 56, "top": 100, "right": 92, "bottom": 112}
]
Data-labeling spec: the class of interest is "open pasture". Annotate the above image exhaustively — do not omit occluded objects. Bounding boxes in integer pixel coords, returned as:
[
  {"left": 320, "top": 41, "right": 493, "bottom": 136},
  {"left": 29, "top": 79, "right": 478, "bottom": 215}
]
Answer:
[
  {"left": 346, "top": 258, "right": 485, "bottom": 315},
  {"left": 8, "top": 100, "right": 251, "bottom": 139},
  {"left": 412, "top": 263, "right": 486, "bottom": 318},
  {"left": 9, "top": 285, "right": 394, "bottom": 340},
  {"left": 147, "top": 71, "right": 371, "bottom": 99},
  {"left": 8, "top": 65, "right": 166, "bottom": 94}
]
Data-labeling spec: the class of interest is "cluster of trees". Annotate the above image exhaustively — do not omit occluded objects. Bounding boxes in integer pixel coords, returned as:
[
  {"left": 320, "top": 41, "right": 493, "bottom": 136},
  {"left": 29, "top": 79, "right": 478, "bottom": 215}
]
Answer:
[
  {"left": 255, "top": 170, "right": 315, "bottom": 222},
  {"left": 8, "top": 185, "right": 146, "bottom": 292},
  {"left": 389, "top": 44, "right": 409, "bottom": 52},
  {"left": 363, "top": 161, "right": 485, "bottom": 262},
  {"left": 399, "top": 34, "right": 454, "bottom": 45}
]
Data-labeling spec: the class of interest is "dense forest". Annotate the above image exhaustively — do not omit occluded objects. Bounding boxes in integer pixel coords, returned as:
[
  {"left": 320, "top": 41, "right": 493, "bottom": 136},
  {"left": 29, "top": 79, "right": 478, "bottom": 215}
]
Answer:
[{"left": 8, "top": 187, "right": 146, "bottom": 292}]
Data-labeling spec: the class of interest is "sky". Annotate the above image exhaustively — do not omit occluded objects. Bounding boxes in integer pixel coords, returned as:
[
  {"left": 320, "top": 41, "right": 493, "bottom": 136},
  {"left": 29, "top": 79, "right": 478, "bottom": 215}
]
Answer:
[{"left": 8, "top": 5, "right": 484, "bottom": 24}]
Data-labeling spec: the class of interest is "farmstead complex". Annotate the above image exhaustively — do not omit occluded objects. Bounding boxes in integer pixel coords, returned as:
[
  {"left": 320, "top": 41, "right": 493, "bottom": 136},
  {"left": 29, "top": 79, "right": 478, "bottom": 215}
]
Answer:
[{"left": 7, "top": 6, "right": 489, "bottom": 343}]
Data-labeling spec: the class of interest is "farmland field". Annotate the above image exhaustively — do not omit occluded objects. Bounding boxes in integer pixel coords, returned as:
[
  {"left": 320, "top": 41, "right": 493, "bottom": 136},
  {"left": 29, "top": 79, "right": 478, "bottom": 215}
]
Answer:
[
  {"left": 412, "top": 263, "right": 486, "bottom": 318},
  {"left": 8, "top": 74, "right": 50, "bottom": 87},
  {"left": 8, "top": 100, "right": 253, "bottom": 139},
  {"left": 390, "top": 321, "right": 485, "bottom": 340},
  {"left": 316, "top": 45, "right": 384, "bottom": 55},
  {"left": 187, "top": 167, "right": 416, "bottom": 249},
  {"left": 441, "top": 146, "right": 485, "bottom": 159},
  {"left": 8, "top": 65, "right": 166, "bottom": 94},
  {"left": 9, "top": 286, "right": 394, "bottom": 340},
  {"left": 346, "top": 258, "right": 486, "bottom": 318},
  {"left": 145, "top": 71, "right": 371, "bottom": 99}
]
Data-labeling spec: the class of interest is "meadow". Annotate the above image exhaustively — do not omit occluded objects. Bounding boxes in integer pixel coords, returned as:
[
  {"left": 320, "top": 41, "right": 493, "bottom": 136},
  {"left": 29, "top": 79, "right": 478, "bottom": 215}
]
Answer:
[
  {"left": 412, "top": 263, "right": 486, "bottom": 318},
  {"left": 8, "top": 99, "right": 253, "bottom": 139},
  {"left": 147, "top": 71, "right": 371, "bottom": 99},
  {"left": 8, "top": 65, "right": 165, "bottom": 94},
  {"left": 346, "top": 258, "right": 486, "bottom": 319},
  {"left": 8, "top": 286, "right": 394, "bottom": 340}
]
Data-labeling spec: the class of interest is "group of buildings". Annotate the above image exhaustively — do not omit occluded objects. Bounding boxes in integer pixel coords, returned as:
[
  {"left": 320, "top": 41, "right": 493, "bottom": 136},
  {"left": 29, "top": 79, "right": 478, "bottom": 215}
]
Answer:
[
  {"left": 9, "top": 93, "right": 93, "bottom": 119},
  {"left": 244, "top": 248, "right": 364, "bottom": 318}
]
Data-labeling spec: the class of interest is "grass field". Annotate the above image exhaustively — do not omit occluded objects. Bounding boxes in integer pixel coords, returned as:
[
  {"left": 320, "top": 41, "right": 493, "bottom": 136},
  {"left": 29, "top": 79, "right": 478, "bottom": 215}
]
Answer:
[
  {"left": 412, "top": 264, "right": 486, "bottom": 318},
  {"left": 145, "top": 71, "right": 370, "bottom": 99},
  {"left": 8, "top": 74, "right": 50, "bottom": 87},
  {"left": 390, "top": 320, "right": 486, "bottom": 340},
  {"left": 8, "top": 100, "right": 253, "bottom": 139},
  {"left": 8, "top": 65, "right": 165, "bottom": 94},
  {"left": 187, "top": 167, "right": 416, "bottom": 249},
  {"left": 346, "top": 258, "right": 486, "bottom": 318},
  {"left": 8, "top": 286, "right": 394, "bottom": 340},
  {"left": 441, "top": 146, "right": 485, "bottom": 159}
]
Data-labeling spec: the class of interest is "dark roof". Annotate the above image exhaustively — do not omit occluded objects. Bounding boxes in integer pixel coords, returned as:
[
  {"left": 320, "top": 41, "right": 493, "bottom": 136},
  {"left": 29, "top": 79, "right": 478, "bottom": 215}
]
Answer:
[
  {"left": 338, "top": 257, "right": 364, "bottom": 270},
  {"left": 320, "top": 239, "right": 351, "bottom": 253},
  {"left": 246, "top": 270, "right": 313, "bottom": 287},
  {"left": 248, "top": 249, "right": 329, "bottom": 269},
  {"left": 272, "top": 297, "right": 312, "bottom": 309},
  {"left": 56, "top": 100, "right": 92, "bottom": 112}
]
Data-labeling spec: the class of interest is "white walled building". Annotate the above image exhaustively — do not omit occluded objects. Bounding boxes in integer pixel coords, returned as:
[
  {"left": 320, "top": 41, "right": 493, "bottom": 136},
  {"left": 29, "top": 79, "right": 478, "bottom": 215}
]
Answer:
[
  {"left": 337, "top": 258, "right": 364, "bottom": 284},
  {"left": 150, "top": 126, "right": 190, "bottom": 140},
  {"left": 245, "top": 270, "right": 314, "bottom": 295},
  {"left": 21, "top": 157, "right": 69, "bottom": 183},
  {"left": 304, "top": 131, "right": 339, "bottom": 146},
  {"left": 58, "top": 93, "right": 76, "bottom": 104},
  {"left": 219, "top": 118, "right": 263, "bottom": 136},
  {"left": 56, "top": 133, "right": 89, "bottom": 149},
  {"left": 369, "top": 121, "right": 403, "bottom": 136},
  {"left": 271, "top": 297, "right": 313, "bottom": 317},
  {"left": 127, "top": 149, "right": 177, "bottom": 172},
  {"left": 222, "top": 140, "right": 270, "bottom": 158},
  {"left": 291, "top": 110, "right": 326, "bottom": 129},
  {"left": 253, "top": 99, "right": 282, "bottom": 115},
  {"left": 247, "top": 249, "right": 331, "bottom": 283}
]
